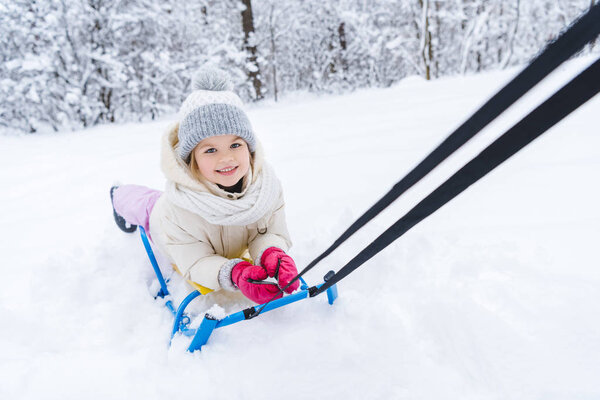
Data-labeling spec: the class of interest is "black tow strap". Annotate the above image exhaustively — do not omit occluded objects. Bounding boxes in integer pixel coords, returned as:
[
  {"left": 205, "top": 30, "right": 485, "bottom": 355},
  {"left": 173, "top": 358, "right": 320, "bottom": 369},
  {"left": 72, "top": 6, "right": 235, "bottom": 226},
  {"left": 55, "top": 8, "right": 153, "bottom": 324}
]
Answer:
[
  {"left": 313, "top": 56, "right": 600, "bottom": 297},
  {"left": 300, "top": 3, "right": 600, "bottom": 280},
  {"left": 249, "top": 4, "right": 600, "bottom": 318}
]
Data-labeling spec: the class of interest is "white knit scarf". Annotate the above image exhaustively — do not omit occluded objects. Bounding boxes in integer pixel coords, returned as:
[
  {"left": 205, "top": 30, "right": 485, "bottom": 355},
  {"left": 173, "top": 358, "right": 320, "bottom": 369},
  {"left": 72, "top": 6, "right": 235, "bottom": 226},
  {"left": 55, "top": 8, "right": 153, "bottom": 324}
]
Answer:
[{"left": 165, "top": 163, "right": 281, "bottom": 226}]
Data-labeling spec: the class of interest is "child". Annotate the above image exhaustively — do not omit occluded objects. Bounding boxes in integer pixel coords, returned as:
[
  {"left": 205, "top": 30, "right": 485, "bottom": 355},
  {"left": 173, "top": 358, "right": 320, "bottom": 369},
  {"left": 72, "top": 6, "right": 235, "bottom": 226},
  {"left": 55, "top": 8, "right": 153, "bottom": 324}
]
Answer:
[{"left": 110, "top": 67, "right": 299, "bottom": 304}]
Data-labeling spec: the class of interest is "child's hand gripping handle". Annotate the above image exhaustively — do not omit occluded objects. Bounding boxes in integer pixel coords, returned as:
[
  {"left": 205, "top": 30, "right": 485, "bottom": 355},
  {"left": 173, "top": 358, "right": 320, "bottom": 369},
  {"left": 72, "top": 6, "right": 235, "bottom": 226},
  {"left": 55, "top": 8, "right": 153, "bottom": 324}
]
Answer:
[
  {"left": 261, "top": 247, "right": 300, "bottom": 294},
  {"left": 231, "top": 261, "right": 282, "bottom": 304}
]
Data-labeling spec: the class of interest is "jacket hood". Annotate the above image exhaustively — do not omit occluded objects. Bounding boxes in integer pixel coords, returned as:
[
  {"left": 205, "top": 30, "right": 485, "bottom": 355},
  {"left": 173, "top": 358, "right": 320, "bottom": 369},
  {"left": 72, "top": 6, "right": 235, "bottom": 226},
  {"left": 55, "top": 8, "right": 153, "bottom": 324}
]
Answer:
[{"left": 160, "top": 122, "right": 265, "bottom": 198}]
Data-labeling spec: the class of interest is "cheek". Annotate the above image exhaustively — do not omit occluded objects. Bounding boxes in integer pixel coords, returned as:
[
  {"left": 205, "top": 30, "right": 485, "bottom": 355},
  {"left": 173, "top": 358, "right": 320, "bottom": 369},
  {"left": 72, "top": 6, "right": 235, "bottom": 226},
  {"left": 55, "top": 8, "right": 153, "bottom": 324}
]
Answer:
[
  {"left": 237, "top": 151, "right": 251, "bottom": 172},
  {"left": 196, "top": 156, "right": 216, "bottom": 177}
]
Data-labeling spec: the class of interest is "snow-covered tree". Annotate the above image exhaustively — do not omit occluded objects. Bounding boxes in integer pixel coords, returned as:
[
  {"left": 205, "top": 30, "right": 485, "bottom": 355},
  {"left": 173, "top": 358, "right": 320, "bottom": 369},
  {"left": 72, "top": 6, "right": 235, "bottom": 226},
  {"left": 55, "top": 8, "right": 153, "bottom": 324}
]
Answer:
[{"left": 1, "top": 0, "right": 597, "bottom": 134}]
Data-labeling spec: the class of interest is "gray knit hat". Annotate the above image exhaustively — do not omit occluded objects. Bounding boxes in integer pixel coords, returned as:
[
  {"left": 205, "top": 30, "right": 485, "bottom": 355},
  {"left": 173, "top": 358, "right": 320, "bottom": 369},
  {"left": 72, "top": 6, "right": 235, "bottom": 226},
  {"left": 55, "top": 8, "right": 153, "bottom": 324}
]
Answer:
[{"left": 177, "top": 67, "right": 255, "bottom": 162}]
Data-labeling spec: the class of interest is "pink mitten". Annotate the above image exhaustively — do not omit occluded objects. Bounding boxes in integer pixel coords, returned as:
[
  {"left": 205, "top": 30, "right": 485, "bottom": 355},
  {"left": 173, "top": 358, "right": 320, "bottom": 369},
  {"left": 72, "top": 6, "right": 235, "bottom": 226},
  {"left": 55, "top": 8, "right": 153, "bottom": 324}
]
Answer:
[
  {"left": 261, "top": 247, "right": 300, "bottom": 294},
  {"left": 231, "top": 261, "right": 282, "bottom": 304}
]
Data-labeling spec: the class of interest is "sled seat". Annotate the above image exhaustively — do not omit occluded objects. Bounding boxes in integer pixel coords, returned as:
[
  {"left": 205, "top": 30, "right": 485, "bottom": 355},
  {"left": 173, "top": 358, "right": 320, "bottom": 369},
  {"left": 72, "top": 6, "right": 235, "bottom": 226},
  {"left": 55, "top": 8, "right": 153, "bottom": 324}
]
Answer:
[
  {"left": 171, "top": 264, "right": 214, "bottom": 295},
  {"left": 170, "top": 250, "right": 253, "bottom": 295}
]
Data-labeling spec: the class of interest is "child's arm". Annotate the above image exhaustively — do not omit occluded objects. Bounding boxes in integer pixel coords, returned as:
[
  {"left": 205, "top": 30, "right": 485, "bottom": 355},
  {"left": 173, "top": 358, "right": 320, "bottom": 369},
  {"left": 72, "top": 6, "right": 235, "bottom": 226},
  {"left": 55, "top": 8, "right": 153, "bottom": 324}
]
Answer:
[
  {"left": 247, "top": 198, "right": 292, "bottom": 265},
  {"left": 156, "top": 216, "right": 232, "bottom": 291},
  {"left": 247, "top": 196, "right": 300, "bottom": 293}
]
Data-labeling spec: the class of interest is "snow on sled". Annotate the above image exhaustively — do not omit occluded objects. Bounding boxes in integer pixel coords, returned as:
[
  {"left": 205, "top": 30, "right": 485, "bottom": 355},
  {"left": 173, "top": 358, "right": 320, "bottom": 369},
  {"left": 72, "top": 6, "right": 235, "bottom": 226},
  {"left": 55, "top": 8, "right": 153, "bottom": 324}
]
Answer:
[{"left": 137, "top": 226, "right": 339, "bottom": 352}]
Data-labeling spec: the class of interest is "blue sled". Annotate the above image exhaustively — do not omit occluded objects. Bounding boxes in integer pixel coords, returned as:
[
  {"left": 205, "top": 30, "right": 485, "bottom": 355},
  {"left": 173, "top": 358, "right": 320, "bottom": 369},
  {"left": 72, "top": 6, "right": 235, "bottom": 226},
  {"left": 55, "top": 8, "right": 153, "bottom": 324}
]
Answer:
[{"left": 139, "top": 226, "right": 338, "bottom": 352}]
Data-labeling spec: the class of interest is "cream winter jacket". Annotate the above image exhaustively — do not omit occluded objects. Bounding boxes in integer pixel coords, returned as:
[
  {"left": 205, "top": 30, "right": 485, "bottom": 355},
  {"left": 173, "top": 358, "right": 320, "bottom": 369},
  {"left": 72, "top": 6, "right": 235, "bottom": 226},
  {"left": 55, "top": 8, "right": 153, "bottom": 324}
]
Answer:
[{"left": 149, "top": 124, "right": 292, "bottom": 291}]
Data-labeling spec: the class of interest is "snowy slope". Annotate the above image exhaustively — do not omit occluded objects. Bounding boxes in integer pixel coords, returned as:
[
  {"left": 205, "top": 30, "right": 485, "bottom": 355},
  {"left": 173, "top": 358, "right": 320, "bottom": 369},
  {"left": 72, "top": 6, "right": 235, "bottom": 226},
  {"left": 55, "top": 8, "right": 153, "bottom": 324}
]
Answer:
[{"left": 1, "top": 56, "right": 599, "bottom": 400}]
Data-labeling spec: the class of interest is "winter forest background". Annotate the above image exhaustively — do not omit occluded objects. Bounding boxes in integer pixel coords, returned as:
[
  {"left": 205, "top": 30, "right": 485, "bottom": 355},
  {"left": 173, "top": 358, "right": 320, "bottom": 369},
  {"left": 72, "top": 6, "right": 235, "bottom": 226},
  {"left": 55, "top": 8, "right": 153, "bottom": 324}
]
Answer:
[{"left": 1, "top": 0, "right": 598, "bottom": 134}]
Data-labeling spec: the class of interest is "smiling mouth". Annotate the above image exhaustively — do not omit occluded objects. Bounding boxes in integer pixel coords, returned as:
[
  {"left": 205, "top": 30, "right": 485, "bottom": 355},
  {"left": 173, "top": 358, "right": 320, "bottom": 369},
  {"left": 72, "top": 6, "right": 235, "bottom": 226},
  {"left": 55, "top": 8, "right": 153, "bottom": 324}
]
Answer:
[{"left": 216, "top": 166, "right": 238, "bottom": 174}]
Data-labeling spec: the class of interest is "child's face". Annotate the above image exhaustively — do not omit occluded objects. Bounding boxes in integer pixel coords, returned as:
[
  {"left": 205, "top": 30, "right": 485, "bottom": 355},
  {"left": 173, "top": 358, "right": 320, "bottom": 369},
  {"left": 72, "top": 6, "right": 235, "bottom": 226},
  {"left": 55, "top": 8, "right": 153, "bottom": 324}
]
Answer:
[{"left": 192, "top": 135, "right": 251, "bottom": 187}]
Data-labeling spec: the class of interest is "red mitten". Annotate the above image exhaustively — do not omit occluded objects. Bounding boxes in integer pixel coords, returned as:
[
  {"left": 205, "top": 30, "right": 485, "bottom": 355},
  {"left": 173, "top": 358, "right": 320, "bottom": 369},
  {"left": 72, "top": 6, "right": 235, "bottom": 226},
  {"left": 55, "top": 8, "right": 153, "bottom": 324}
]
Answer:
[
  {"left": 261, "top": 247, "right": 300, "bottom": 294},
  {"left": 231, "top": 261, "right": 282, "bottom": 304}
]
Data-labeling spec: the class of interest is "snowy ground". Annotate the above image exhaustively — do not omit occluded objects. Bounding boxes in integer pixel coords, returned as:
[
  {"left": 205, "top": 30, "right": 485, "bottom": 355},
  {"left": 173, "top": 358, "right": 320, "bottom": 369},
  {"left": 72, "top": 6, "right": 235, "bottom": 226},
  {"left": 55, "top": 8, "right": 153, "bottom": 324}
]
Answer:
[{"left": 1, "top": 56, "right": 599, "bottom": 400}]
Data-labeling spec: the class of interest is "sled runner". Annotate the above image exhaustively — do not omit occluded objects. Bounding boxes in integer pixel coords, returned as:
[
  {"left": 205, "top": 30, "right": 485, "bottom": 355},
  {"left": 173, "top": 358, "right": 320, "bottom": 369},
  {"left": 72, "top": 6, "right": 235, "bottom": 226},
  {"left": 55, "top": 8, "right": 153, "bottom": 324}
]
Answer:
[{"left": 138, "top": 226, "right": 338, "bottom": 352}]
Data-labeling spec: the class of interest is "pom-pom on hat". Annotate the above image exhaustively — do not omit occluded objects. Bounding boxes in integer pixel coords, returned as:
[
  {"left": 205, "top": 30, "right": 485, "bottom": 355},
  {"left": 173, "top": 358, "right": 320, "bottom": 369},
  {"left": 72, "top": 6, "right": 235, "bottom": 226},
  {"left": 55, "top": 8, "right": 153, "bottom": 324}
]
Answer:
[{"left": 177, "top": 66, "right": 256, "bottom": 162}]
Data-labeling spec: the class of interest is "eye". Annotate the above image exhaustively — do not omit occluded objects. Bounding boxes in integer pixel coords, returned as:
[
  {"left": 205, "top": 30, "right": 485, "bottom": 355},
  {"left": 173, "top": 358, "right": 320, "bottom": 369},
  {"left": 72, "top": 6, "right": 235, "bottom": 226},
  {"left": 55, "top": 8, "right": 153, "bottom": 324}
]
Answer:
[
  {"left": 204, "top": 148, "right": 216, "bottom": 154},
  {"left": 231, "top": 142, "right": 243, "bottom": 149}
]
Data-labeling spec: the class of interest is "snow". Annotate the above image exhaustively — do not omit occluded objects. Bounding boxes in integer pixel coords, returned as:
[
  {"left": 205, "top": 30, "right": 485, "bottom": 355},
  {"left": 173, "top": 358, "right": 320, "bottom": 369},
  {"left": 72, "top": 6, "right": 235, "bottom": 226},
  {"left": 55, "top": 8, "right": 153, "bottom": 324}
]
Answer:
[{"left": 1, "top": 56, "right": 599, "bottom": 399}]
